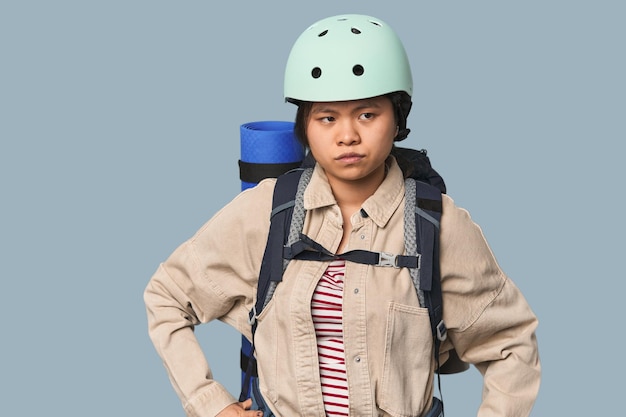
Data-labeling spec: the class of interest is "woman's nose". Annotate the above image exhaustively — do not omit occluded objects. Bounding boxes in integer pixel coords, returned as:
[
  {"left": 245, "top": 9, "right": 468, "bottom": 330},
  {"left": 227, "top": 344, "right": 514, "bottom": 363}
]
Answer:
[{"left": 337, "top": 121, "right": 360, "bottom": 145}]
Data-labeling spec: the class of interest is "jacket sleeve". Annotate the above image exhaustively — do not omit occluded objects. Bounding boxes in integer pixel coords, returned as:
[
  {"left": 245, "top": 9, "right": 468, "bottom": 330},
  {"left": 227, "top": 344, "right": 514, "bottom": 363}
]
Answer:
[
  {"left": 143, "top": 180, "right": 275, "bottom": 417},
  {"left": 439, "top": 195, "right": 541, "bottom": 417}
]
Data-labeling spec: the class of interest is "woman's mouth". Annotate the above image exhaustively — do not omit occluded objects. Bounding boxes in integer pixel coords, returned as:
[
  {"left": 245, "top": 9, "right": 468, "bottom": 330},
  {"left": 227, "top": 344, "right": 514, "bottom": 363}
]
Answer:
[{"left": 336, "top": 152, "right": 364, "bottom": 163}]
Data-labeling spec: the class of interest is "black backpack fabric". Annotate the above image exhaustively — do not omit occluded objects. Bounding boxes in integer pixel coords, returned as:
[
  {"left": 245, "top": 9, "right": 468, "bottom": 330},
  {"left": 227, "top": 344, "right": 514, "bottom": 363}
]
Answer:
[{"left": 238, "top": 147, "right": 468, "bottom": 402}]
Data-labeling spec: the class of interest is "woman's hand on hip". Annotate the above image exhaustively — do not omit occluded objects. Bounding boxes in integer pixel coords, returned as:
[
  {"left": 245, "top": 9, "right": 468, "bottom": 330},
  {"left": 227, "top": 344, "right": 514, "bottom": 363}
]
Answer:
[{"left": 216, "top": 399, "right": 263, "bottom": 417}]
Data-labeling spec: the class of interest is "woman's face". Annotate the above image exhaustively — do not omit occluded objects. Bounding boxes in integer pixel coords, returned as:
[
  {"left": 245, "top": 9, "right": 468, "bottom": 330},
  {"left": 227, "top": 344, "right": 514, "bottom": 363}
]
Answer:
[{"left": 306, "top": 95, "right": 397, "bottom": 188}]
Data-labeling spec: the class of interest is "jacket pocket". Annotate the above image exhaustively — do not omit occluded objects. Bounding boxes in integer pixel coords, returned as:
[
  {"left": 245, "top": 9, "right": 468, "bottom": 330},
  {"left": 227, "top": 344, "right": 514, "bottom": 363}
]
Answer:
[{"left": 378, "top": 302, "right": 433, "bottom": 417}]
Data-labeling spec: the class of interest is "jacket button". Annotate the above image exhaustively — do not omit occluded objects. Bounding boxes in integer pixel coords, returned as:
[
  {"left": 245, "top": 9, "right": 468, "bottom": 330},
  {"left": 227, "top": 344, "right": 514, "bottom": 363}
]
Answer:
[
  {"left": 354, "top": 356, "right": 361, "bottom": 363},
  {"left": 354, "top": 288, "right": 359, "bottom": 294}
]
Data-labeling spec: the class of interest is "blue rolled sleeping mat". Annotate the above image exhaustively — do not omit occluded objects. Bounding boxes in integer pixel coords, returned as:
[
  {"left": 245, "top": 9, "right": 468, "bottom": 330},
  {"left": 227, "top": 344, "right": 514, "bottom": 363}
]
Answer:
[
  {"left": 238, "top": 120, "right": 304, "bottom": 395},
  {"left": 239, "top": 121, "right": 305, "bottom": 191}
]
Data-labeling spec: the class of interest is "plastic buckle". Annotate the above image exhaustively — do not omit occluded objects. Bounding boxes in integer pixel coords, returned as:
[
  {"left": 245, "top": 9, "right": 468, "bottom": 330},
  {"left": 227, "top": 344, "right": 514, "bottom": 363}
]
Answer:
[
  {"left": 436, "top": 320, "right": 447, "bottom": 341},
  {"left": 378, "top": 252, "right": 399, "bottom": 268},
  {"left": 248, "top": 306, "right": 257, "bottom": 326}
]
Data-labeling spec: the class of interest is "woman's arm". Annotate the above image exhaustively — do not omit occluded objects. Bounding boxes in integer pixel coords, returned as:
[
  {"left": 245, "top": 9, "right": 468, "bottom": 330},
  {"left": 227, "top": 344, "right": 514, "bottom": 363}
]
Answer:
[
  {"left": 144, "top": 181, "right": 275, "bottom": 416},
  {"left": 439, "top": 195, "right": 541, "bottom": 417}
]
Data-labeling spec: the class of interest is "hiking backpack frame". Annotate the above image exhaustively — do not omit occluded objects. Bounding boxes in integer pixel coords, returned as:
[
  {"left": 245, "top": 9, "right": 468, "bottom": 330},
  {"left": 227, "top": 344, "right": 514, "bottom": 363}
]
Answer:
[{"left": 238, "top": 148, "right": 468, "bottom": 407}]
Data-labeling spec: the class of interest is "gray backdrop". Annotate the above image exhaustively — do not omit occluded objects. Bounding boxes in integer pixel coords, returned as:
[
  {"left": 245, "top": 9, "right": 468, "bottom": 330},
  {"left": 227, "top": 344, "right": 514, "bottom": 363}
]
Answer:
[{"left": 1, "top": 1, "right": 624, "bottom": 415}]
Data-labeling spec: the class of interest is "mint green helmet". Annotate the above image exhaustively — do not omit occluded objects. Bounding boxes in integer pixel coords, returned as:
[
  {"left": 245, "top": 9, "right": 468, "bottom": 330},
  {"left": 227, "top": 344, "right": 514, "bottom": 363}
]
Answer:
[{"left": 284, "top": 14, "right": 413, "bottom": 103}]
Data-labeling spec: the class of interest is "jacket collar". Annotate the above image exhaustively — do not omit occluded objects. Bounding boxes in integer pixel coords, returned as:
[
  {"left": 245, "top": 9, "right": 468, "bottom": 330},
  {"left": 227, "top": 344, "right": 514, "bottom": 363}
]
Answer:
[{"left": 303, "top": 157, "right": 405, "bottom": 228}]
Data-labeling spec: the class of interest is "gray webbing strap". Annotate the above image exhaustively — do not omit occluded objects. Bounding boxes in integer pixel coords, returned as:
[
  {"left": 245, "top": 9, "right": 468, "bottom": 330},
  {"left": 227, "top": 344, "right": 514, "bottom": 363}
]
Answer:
[
  {"left": 404, "top": 178, "right": 425, "bottom": 307},
  {"left": 416, "top": 207, "right": 440, "bottom": 229},
  {"left": 285, "top": 168, "right": 313, "bottom": 262}
]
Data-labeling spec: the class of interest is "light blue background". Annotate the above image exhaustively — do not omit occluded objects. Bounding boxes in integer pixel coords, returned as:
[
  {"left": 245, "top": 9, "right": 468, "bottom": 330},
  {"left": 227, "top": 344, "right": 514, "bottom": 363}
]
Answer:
[{"left": 1, "top": 1, "right": 624, "bottom": 416}]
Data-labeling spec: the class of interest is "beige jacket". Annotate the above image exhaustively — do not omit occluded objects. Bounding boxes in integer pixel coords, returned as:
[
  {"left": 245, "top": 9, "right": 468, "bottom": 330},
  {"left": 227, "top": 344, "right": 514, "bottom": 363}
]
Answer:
[{"left": 144, "top": 160, "right": 540, "bottom": 417}]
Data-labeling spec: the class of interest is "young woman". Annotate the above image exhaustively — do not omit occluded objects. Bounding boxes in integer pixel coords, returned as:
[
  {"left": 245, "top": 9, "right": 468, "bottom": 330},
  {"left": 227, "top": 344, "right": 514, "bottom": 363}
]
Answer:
[{"left": 144, "top": 14, "right": 541, "bottom": 417}]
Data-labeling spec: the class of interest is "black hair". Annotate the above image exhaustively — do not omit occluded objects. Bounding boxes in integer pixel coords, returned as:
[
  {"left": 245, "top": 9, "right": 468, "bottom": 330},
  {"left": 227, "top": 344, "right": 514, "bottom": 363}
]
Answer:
[{"left": 293, "top": 100, "right": 313, "bottom": 149}]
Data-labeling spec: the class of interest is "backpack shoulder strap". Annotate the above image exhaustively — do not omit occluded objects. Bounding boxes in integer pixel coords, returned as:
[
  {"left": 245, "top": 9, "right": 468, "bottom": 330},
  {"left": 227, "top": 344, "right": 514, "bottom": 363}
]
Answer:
[
  {"left": 405, "top": 178, "right": 444, "bottom": 334},
  {"left": 253, "top": 169, "right": 301, "bottom": 318},
  {"left": 254, "top": 168, "right": 312, "bottom": 318},
  {"left": 407, "top": 178, "right": 469, "bottom": 376},
  {"left": 240, "top": 168, "right": 311, "bottom": 401}
]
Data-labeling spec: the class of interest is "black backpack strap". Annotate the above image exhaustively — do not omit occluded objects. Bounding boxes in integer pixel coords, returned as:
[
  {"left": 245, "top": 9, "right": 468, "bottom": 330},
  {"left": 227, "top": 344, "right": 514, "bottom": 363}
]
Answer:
[
  {"left": 412, "top": 179, "right": 455, "bottom": 410},
  {"left": 284, "top": 234, "right": 420, "bottom": 268},
  {"left": 253, "top": 169, "right": 303, "bottom": 318},
  {"left": 240, "top": 168, "right": 307, "bottom": 401},
  {"left": 239, "top": 160, "right": 304, "bottom": 184},
  {"left": 411, "top": 180, "right": 446, "bottom": 354}
]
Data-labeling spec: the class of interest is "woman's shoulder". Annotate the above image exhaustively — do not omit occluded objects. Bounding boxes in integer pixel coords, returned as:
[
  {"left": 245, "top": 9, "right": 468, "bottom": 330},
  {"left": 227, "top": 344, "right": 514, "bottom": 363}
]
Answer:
[
  {"left": 439, "top": 193, "right": 495, "bottom": 260},
  {"left": 226, "top": 178, "right": 276, "bottom": 212},
  {"left": 441, "top": 193, "right": 473, "bottom": 226},
  {"left": 191, "top": 178, "right": 277, "bottom": 241}
]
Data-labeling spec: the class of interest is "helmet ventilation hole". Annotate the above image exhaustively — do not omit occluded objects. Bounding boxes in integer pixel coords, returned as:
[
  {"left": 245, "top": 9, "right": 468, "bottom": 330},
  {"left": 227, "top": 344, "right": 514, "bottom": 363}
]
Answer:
[
  {"left": 369, "top": 20, "right": 382, "bottom": 27},
  {"left": 351, "top": 27, "right": 361, "bottom": 34},
  {"left": 311, "top": 67, "right": 322, "bottom": 79},
  {"left": 318, "top": 30, "right": 328, "bottom": 37},
  {"left": 352, "top": 65, "right": 364, "bottom": 76}
]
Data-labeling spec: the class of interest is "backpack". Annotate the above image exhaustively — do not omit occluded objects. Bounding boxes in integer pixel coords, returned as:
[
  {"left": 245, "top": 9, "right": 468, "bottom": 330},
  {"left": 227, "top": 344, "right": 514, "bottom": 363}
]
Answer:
[{"left": 238, "top": 147, "right": 468, "bottom": 402}]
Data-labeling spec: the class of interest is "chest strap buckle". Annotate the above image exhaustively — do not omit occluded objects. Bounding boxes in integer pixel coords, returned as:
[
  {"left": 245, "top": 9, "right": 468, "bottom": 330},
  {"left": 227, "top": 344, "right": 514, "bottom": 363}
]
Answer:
[{"left": 378, "top": 252, "right": 400, "bottom": 268}]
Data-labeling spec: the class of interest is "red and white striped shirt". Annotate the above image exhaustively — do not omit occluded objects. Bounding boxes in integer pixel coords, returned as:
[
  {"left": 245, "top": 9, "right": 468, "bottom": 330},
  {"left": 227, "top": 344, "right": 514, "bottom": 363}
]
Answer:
[{"left": 311, "top": 259, "right": 349, "bottom": 416}]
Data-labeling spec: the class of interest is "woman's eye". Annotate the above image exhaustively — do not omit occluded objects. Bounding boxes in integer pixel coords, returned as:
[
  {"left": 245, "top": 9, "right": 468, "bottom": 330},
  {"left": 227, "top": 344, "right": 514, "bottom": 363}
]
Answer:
[
  {"left": 321, "top": 116, "right": 335, "bottom": 123},
  {"left": 360, "top": 112, "right": 374, "bottom": 120}
]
